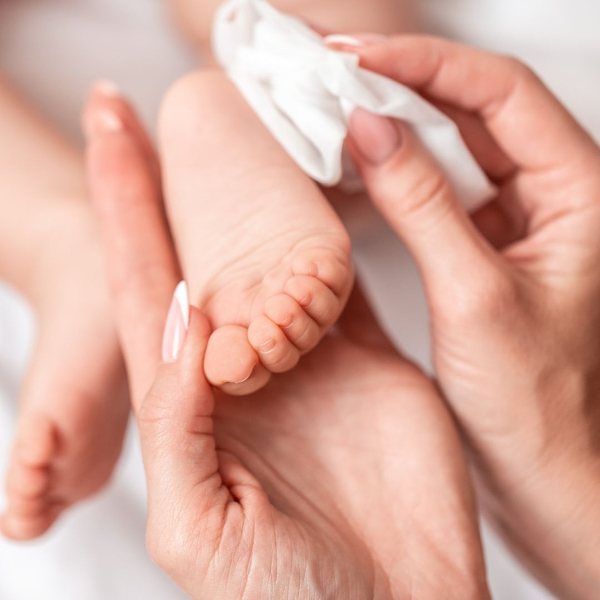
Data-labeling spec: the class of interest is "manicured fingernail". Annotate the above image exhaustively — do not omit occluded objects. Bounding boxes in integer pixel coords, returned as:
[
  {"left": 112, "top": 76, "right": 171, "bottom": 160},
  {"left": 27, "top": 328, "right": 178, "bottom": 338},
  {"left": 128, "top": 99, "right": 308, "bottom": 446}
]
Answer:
[
  {"left": 325, "top": 33, "right": 387, "bottom": 50},
  {"left": 162, "top": 281, "right": 190, "bottom": 363},
  {"left": 96, "top": 110, "right": 122, "bottom": 132},
  {"left": 93, "top": 79, "right": 122, "bottom": 97},
  {"left": 325, "top": 34, "right": 365, "bottom": 48},
  {"left": 84, "top": 109, "right": 123, "bottom": 140},
  {"left": 348, "top": 107, "right": 400, "bottom": 165}
]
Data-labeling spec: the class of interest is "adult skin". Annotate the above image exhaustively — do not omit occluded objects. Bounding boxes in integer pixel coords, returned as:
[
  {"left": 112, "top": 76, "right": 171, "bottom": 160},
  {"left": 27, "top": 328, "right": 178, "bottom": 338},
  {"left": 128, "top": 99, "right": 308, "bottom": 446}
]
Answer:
[
  {"left": 339, "top": 35, "right": 600, "bottom": 600},
  {"left": 83, "top": 89, "right": 491, "bottom": 600}
]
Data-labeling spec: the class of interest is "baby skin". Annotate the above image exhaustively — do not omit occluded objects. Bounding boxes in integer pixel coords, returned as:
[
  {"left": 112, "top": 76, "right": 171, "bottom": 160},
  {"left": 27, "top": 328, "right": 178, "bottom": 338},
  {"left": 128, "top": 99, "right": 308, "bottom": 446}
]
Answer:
[
  {"left": 0, "top": 202, "right": 129, "bottom": 541},
  {"left": 159, "top": 71, "right": 354, "bottom": 394},
  {"left": 1, "top": 0, "right": 413, "bottom": 539}
]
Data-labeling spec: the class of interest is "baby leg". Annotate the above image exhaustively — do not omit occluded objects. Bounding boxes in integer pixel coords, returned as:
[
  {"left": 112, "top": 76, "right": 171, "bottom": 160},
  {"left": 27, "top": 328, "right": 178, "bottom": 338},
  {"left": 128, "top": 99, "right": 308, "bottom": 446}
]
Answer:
[
  {"left": 168, "top": 0, "right": 419, "bottom": 60},
  {"left": 0, "top": 80, "right": 130, "bottom": 540}
]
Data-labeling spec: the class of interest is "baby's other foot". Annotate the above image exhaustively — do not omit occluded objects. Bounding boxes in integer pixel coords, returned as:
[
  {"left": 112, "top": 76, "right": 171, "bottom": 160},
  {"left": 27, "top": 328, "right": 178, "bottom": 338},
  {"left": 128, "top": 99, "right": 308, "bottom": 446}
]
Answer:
[
  {"left": 159, "top": 71, "right": 354, "bottom": 395},
  {"left": 1, "top": 213, "right": 129, "bottom": 540}
]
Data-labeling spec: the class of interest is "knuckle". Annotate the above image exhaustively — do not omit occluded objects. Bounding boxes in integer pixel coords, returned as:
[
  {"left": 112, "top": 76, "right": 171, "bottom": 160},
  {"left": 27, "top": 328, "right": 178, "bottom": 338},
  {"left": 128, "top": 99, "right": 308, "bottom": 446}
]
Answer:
[
  {"left": 392, "top": 168, "right": 454, "bottom": 225},
  {"left": 136, "top": 377, "right": 183, "bottom": 432}
]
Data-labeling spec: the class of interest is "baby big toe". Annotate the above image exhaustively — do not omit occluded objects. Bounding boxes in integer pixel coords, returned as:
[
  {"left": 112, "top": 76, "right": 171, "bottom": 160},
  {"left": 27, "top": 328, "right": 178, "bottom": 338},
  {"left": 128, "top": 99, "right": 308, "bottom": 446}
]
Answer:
[
  {"left": 205, "top": 325, "right": 271, "bottom": 395},
  {"left": 248, "top": 315, "right": 301, "bottom": 374}
]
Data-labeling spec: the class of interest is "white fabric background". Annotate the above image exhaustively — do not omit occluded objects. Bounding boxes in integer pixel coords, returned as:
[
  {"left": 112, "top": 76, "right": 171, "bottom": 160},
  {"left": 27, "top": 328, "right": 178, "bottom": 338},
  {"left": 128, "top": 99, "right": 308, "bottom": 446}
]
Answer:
[{"left": 0, "top": 0, "right": 598, "bottom": 598}]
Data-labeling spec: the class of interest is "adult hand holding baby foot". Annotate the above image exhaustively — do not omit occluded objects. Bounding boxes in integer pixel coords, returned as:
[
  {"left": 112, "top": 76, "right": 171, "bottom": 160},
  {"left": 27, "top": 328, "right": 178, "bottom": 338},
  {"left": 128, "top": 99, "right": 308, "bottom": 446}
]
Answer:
[
  {"left": 340, "top": 35, "right": 600, "bottom": 599},
  {"left": 84, "top": 87, "right": 491, "bottom": 599}
]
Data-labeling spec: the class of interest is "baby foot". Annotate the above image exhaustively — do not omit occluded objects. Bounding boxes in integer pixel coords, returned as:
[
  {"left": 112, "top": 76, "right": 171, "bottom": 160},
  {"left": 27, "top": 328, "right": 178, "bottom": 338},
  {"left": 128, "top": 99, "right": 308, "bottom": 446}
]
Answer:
[
  {"left": 1, "top": 210, "right": 129, "bottom": 540},
  {"left": 159, "top": 70, "right": 354, "bottom": 395}
]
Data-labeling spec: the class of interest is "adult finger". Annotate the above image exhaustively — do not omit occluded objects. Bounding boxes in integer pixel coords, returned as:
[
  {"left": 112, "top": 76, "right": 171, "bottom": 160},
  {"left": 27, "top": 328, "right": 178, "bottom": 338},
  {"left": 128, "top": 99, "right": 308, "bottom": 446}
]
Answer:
[
  {"left": 140, "top": 305, "right": 229, "bottom": 542},
  {"left": 432, "top": 103, "right": 524, "bottom": 248},
  {"left": 84, "top": 89, "right": 180, "bottom": 409},
  {"left": 344, "top": 35, "right": 600, "bottom": 183},
  {"left": 83, "top": 80, "right": 161, "bottom": 185},
  {"left": 347, "top": 108, "right": 506, "bottom": 299}
]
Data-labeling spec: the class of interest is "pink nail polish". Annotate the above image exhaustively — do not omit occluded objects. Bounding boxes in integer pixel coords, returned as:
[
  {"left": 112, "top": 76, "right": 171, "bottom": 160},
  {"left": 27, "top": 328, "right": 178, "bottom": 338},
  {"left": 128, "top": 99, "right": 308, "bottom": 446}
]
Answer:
[
  {"left": 348, "top": 107, "right": 401, "bottom": 165},
  {"left": 325, "top": 34, "right": 366, "bottom": 48},
  {"left": 162, "top": 281, "right": 190, "bottom": 363},
  {"left": 325, "top": 33, "right": 387, "bottom": 51},
  {"left": 84, "top": 109, "right": 123, "bottom": 141},
  {"left": 95, "top": 110, "right": 123, "bottom": 133}
]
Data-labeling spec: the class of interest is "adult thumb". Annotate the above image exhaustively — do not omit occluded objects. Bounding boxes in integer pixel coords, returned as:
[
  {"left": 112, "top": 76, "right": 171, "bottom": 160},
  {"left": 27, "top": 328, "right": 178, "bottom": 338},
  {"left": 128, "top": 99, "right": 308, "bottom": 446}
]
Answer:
[
  {"left": 138, "top": 300, "right": 227, "bottom": 537},
  {"left": 347, "top": 108, "right": 498, "bottom": 298}
]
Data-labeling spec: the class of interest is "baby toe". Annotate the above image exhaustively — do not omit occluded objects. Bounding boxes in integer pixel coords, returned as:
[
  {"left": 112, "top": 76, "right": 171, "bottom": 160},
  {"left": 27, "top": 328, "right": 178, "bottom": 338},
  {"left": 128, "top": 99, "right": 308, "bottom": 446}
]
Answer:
[
  {"left": 6, "top": 460, "right": 50, "bottom": 501},
  {"left": 248, "top": 315, "right": 301, "bottom": 374},
  {"left": 0, "top": 509, "right": 59, "bottom": 541},
  {"left": 264, "top": 294, "right": 321, "bottom": 353},
  {"left": 284, "top": 275, "right": 341, "bottom": 330},
  {"left": 15, "top": 417, "right": 57, "bottom": 468},
  {"left": 292, "top": 247, "right": 353, "bottom": 298},
  {"left": 7, "top": 495, "right": 51, "bottom": 520},
  {"left": 205, "top": 325, "right": 271, "bottom": 395}
]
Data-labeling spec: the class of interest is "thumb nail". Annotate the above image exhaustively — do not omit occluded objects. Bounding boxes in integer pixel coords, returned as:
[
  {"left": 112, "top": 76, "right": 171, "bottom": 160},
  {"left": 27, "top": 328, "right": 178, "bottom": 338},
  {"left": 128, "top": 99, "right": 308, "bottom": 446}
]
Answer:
[
  {"left": 83, "top": 109, "right": 123, "bottom": 142},
  {"left": 325, "top": 33, "right": 388, "bottom": 51},
  {"left": 348, "top": 108, "right": 401, "bottom": 165},
  {"left": 162, "top": 281, "right": 190, "bottom": 363}
]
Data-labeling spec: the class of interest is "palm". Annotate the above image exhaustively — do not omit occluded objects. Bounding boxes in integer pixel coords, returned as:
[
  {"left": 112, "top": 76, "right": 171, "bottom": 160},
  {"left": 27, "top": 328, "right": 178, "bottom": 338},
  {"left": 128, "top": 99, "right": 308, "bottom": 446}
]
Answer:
[
  {"left": 84, "top": 94, "right": 487, "bottom": 600},
  {"left": 176, "top": 315, "right": 483, "bottom": 600}
]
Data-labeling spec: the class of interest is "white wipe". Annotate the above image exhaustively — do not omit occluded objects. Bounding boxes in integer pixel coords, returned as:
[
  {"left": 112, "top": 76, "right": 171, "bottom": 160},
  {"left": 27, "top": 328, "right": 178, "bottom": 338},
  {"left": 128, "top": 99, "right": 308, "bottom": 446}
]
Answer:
[{"left": 212, "top": 0, "right": 496, "bottom": 212}]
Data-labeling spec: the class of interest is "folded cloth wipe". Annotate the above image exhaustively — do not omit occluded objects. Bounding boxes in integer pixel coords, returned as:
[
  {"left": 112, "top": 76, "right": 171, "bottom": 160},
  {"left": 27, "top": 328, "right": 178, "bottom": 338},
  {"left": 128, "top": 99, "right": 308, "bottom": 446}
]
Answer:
[{"left": 213, "top": 0, "right": 496, "bottom": 212}]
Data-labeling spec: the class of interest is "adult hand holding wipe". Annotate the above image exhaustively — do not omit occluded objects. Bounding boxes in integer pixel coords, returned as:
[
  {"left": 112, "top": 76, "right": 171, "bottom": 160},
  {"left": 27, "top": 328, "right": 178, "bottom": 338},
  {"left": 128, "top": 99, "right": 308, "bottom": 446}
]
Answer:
[{"left": 212, "top": 0, "right": 495, "bottom": 212}]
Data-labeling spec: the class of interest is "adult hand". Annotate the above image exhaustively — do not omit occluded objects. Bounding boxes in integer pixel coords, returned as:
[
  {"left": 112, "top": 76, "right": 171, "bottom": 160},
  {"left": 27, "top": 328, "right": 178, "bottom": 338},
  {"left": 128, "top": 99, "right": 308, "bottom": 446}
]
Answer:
[
  {"left": 339, "top": 35, "right": 600, "bottom": 599},
  {"left": 83, "top": 89, "right": 490, "bottom": 599}
]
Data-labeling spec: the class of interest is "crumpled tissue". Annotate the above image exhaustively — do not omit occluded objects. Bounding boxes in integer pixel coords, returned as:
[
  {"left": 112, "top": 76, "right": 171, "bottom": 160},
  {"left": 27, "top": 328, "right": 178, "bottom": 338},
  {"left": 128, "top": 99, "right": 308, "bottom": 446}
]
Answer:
[{"left": 213, "top": 0, "right": 495, "bottom": 212}]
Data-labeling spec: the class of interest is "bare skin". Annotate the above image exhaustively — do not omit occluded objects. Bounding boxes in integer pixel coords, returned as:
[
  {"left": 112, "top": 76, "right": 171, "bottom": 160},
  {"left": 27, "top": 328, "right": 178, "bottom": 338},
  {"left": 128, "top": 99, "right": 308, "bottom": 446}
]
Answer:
[
  {"left": 159, "top": 0, "right": 419, "bottom": 396},
  {"left": 341, "top": 35, "right": 600, "bottom": 599},
  {"left": 0, "top": 0, "right": 416, "bottom": 537},
  {"left": 0, "top": 78, "right": 129, "bottom": 540},
  {"left": 85, "top": 92, "right": 491, "bottom": 600},
  {"left": 159, "top": 70, "right": 354, "bottom": 395}
]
